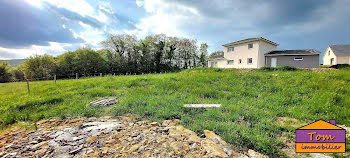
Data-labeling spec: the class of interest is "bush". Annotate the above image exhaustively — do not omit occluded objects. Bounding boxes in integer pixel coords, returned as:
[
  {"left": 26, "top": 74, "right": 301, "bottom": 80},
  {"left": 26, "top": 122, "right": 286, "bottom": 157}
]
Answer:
[
  {"left": 319, "top": 65, "right": 330, "bottom": 68},
  {"left": 259, "top": 66, "right": 277, "bottom": 72},
  {"left": 329, "top": 64, "right": 350, "bottom": 69},
  {"left": 278, "top": 65, "right": 298, "bottom": 71},
  {"left": 259, "top": 66, "right": 298, "bottom": 72},
  {"left": 11, "top": 68, "right": 25, "bottom": 81},
  {"left": 0, "top": 63, "right": 12, "bottom": 83},
  {"left": 182, "top": 67, "right": 237, "bottom": 73}
]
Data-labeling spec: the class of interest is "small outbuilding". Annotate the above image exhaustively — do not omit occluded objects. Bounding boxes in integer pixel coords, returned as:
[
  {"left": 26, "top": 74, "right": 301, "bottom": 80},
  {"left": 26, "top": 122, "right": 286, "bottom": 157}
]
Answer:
[{"left": 265, "top": 49, "right": 320, "bottom": 68}]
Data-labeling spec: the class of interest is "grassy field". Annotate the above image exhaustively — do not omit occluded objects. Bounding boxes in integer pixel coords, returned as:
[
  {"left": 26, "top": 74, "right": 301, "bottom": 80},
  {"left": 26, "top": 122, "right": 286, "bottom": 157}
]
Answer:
[{"left": 1, "top": 68, "right": 349, "bottom": 157}]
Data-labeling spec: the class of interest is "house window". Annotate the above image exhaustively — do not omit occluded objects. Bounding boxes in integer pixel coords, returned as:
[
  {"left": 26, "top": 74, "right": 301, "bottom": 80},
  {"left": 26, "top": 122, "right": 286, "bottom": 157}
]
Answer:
[
  {"left": 328, "top": 51, "right": 330, "bottom": 56},
  {"left": 248, "top": 44, "right": 253, "bottom": 49},
  {"left": 239, "top": 59, "right": 242, "bottom": 64},
  {"left": 228, "top": 47, "right": 234, "bottom": 52},
  {"left": 227, "top": 60, "right": 234, "bottom": 65},
  {"left": 294, "top": 57, "right": 303, "bottom": 61},
  {"left": 247, "top": 58, "right": 253, "bottom": 64}
]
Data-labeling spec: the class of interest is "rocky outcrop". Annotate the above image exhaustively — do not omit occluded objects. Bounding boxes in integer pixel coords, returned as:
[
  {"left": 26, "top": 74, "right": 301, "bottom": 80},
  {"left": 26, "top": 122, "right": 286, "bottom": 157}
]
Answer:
[{"left": 0, "top": 115, "right": 268, "bottom": 158}]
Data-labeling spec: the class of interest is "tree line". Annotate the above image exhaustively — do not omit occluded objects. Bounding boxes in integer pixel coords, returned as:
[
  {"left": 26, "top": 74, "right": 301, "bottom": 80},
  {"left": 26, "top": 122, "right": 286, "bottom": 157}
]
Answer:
[{"left": 0, "top": 34, "right": 209, "bottom": 83}]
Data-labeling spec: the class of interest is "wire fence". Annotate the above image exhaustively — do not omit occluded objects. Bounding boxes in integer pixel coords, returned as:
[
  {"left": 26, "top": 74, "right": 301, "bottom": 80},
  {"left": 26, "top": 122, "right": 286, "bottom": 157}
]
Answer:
[
  {"left": 9, "top": 70, "right": 181, "bottom": 83},
  {"left": 8, "top": 71, "right": 181, "bottom": 95}
]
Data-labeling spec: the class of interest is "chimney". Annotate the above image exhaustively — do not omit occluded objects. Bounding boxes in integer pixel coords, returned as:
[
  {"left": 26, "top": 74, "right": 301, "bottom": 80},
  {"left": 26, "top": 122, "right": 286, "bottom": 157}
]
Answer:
[{"left": 330, "top": 120, "right": 336, "bottom": 125}]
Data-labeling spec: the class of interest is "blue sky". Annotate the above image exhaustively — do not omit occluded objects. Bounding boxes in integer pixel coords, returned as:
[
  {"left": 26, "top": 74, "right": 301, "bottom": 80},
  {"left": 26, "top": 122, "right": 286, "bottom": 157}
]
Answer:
[{"left": 1, "top": 0, "right": 350, "bottom": 61}]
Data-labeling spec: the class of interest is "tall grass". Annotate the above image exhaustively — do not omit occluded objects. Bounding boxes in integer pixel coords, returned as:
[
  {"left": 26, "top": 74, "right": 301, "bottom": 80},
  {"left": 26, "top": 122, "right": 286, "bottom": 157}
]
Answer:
[{"left": 1, "top": 69, "right": 349, "bottom": 156}]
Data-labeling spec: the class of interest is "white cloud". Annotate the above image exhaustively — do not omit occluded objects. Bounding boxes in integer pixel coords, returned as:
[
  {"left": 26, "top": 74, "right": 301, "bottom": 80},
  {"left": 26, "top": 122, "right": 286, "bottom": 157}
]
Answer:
[
  {"left": 136, "top": 0, "right": 144, "bottom": 7},
  {"left": 79, "top": 21, "right": 92, "bottom": 29},
  {"left": 129, "top": 0, "right": 202, "bottom": 38},
  {"left": 0, "top": 42, "right": 72, "bottom": 59}
]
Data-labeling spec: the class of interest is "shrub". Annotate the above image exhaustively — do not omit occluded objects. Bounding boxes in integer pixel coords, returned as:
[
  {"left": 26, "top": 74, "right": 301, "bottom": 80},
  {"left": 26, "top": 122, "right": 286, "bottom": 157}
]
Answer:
[
  {"left": 329, "top": 64, "right": 350, "bottom": 69},
  {"left": 259, "top": 66, "right": 277, "bottom": 72},
  {"left": 319, "top": 65, "right": 330, "bottom": 68},
  {"left": 0, "top": 62, "right": 12, "bottom": 83},
  {"left": 278, "top": 65, "right": 298, "bottom": 71},
  {"left": 259, "top": 66, "right": 298, "bottom": 72}
]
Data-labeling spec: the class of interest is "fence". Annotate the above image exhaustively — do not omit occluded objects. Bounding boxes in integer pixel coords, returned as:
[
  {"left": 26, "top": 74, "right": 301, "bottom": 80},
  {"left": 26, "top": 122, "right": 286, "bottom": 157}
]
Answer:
[{"left": 9, "top": 71, "right": 179, "bottom": 94}]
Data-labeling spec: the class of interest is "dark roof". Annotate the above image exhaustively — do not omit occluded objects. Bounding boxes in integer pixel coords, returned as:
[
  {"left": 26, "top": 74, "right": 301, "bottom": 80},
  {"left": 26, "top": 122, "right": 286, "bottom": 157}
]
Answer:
[
  {"left": 265, "top": 49, "right": 320, "bottom": 56},
  {"left": 329, "top": 44, "right": 350, "bottom": 56},
  {"left": 222, "top": 37, "right": 279, "bottom": 47}
]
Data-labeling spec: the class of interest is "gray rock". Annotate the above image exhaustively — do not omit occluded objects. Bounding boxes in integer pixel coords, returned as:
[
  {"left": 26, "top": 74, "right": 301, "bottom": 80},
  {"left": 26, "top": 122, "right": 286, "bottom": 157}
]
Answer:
[
  {"left": 55, "top": 132, "right": 73, "bottom": 142},
  {"left": 69, "top": 146, "right": 83, "bottom": 155}
]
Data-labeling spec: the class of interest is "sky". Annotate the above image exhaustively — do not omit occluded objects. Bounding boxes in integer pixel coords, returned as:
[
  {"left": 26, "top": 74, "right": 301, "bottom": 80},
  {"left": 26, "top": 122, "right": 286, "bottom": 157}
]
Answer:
[{"left": 1, "top": 0, "right": 350, "bottom": 61}]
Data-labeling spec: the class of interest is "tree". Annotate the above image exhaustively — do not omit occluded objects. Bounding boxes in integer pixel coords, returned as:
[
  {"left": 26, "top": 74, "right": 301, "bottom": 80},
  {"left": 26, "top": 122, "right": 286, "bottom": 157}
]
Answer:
[
  {"left": 0, "top": 62, "right": 12, "bottom": 83},
  {"left": 57, "top": 48, "right": 107, "bottom": 77},
  {"left": 22, "top": 54, "right": 56, "bottom": 80},
  {"left": 199, "top": 43, "right": 208, "bottom": 67},
  {"left": 209, "top": 51, "right": 224, "bottom": 58},
  {"left": 10, "top": 66, "right": 25, "bottom": 81}
]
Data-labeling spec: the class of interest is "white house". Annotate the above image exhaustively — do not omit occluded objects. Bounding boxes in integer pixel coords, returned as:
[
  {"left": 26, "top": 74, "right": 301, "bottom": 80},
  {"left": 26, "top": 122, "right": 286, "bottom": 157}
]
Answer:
[
  {"left": 323, "top": 44, "right": 350, "bottom": 65},
  {"left": 208, "top": 37, "right": 279, "bottom": 68},
  {"left": 208, "top": 37, "right": 321, "bottom": 68}
]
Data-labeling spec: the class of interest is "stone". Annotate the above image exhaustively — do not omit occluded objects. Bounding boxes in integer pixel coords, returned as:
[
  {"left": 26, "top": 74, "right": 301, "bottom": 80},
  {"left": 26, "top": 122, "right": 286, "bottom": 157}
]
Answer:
[
  {"left": 87, "top": 136, "right": 97, "bottom": 144},
  {"left": 188, "top": 135, "right": 201, "bottom": 144},
  {"left": 69, "top": 146, "right": 83, "bottom": 155},
  {"left": 30, "top": 141, "right": 48, "bottom": 151},
  {"left": 129, "top": 144, "right": 141, "bottom": 152},
  {"left": 0, "top": 115, "right": 251, "bottom": 158},
  {"left": 248, "top": 149, "right": 268, "bottom": 158},
  {"left": 150, "top": 122, "right": 159, "bottom": 127},
  {"left": 204, "top": 130, "right": 228, "bottom": 146},
  {"left": 202, "top": 139, "right": 228, "bottom": 158}
]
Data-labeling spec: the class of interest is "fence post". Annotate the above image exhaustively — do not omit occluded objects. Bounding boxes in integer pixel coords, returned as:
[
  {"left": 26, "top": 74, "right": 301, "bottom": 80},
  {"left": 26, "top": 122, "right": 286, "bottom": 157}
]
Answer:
[
  {"left": 76, "top": 73, "right": 78, "bottom": 79},
  {"left": 26, "top": 79, "right": 30, "bottom": 94},
  {"left": 54, "top": 75, "right": 56, "bottom": 84}
]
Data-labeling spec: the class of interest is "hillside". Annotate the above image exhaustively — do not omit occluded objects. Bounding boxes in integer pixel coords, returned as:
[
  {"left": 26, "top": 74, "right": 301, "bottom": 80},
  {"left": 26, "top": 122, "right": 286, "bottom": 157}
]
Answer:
[
  {"left": 0, "top": 68, "right": 349, "bottom": 157},
  {"left": 0, "top": 59, "right": 25, "bottom": 67}
]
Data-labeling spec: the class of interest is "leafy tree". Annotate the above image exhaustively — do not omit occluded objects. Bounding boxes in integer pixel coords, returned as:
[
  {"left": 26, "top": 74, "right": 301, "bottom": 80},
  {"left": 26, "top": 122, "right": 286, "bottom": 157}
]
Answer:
[
  {"left": 22, "top": 54, "right": 56, "bottom": 80},
  {"left": 57, "top": 48, "right": 107, "bottom": 77},
  {"left": 0, "top": 62, "right": 12, "bottom": 83},
  {"left": 10, "top": 66, "right": 25, "bottom": 81},
  {"left": 209, "top": 51, "right": 224, "bottom": 58},
  {"left": 199, "top": 43, "right": 208, "bottom": 67}
]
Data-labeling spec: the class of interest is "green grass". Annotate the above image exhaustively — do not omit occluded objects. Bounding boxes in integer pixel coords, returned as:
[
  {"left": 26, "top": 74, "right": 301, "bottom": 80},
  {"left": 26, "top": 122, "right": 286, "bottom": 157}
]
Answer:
[{"left": 1, "top": 68, "right": 350, "bottom": 157}]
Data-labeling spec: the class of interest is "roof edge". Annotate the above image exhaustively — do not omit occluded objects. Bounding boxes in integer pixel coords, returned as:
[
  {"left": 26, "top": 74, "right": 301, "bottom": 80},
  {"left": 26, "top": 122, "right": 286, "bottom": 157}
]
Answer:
[{"left": 222, "top": 37, "right": 279, "bottom": 47}]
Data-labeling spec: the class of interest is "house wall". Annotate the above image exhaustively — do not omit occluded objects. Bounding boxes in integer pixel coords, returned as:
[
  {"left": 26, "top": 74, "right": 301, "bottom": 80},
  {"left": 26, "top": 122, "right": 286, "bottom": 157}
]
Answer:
[
  {"left": 266, "top": 55, "right": 319, "bottom": 68},
  {"left": 223, "top": 41, "right": 259, "bottom": 68},
  {"left": 208, "top": 59, "right": 227, "bottom": 68},
  {"left": 257, "top": 41, "right": 278, "bottom": 68},
  {"left": 323, "top": 47, "right": 337, "bottom": 65},
  {"left": 221, "top": 41, "right": 276, "bottom": 68}
]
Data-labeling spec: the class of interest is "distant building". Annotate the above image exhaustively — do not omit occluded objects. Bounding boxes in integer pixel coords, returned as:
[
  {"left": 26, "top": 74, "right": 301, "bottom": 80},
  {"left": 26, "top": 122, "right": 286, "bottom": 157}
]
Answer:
[
  {"left": 208, "top": 37, "right": 320, "bottom": 68},
  {"left": 209, "top": 37, "right": 279, "bottom": 68},
  {"left": 323, "top": 44, "right": 350, "bottom": 65},
  {"left": 265, "top": 50, "right": 320, "bottom": 68}
]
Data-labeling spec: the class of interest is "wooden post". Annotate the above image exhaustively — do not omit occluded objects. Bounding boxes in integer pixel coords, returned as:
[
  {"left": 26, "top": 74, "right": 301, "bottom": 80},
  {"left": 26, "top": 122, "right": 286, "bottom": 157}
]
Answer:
[
  {"left": 76, "top": 73, "right": 78, "bottom": 79},
  {"left": 100, "top": 73, "right": 102, "bottom": 77},
  {"left": 26, "top": 79, "right": 30, "bottom": 94},
  {"left": 54, "top": 75, "right": 56, "bottom": 84}
]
